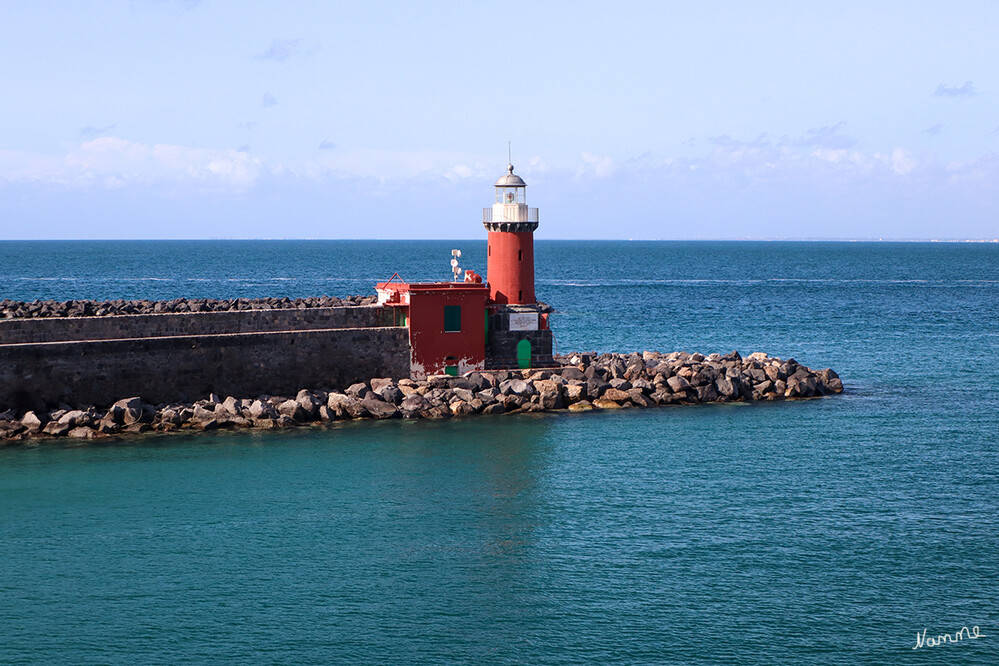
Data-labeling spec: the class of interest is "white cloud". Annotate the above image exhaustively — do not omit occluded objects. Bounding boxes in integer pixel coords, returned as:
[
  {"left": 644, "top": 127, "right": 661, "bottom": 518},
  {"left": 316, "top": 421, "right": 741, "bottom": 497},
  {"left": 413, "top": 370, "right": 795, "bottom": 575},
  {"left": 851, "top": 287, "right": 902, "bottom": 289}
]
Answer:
[
  {"left": 3, "top": 135, "right": 998, "bottom": 201},
  {"left": 293, "top": 149, "right": 491, "bottom": 182},
  {"left": 1, "top": 137, "right": 263, "bottom": 189},
  {"left": 576, "top": 153, "right": 616, "bottom": 179},
  {"left": 888, "top": 148, "right": 917, "bottom": 176}
]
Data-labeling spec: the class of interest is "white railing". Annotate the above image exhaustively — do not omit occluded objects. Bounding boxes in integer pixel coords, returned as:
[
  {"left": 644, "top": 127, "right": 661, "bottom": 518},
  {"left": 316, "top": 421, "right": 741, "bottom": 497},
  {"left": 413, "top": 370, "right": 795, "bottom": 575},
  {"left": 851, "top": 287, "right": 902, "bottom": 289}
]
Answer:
[{"left": 483, "top": 208, "right": 539, "bottom": 224}]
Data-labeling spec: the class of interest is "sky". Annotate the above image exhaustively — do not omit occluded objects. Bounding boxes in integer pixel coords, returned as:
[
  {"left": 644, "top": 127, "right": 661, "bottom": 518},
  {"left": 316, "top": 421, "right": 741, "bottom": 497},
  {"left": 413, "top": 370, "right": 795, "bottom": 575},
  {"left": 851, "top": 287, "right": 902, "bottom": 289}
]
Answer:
[{"left": 1, "top": 1, "right": 997, "bottom": 240}]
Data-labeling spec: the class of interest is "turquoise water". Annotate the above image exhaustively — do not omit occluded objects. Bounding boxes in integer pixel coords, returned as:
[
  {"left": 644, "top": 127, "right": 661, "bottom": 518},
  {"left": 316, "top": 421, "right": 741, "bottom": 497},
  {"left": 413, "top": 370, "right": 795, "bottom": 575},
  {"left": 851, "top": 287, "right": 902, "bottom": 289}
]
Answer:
[{"left": 1, "top": 241, "right": 997, "bottom": 664}]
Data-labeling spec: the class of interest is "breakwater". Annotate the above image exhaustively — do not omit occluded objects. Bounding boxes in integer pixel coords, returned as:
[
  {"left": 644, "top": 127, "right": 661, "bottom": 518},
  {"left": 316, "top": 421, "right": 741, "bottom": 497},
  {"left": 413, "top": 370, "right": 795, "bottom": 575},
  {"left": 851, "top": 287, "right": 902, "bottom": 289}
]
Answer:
[
  {"left": 0, "top": 350, "right": 842, "bottom": 443},
  {"left": 0, "top": 295, "right": 376, "bottom": 319}
]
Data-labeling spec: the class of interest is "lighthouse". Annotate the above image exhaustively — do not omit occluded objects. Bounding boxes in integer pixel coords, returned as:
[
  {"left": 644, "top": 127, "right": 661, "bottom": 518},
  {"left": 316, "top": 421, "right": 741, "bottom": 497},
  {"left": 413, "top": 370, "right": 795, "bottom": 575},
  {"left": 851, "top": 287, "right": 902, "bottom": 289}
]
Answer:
[
  {"left": 484, "top": 164, "right": 538, "bottom": 304},
  {"left": 374, "top": 161, "right": 554, "bottom": 377},
  {"left": 482, "top": 163, "right": 554, "bottom": 370}
]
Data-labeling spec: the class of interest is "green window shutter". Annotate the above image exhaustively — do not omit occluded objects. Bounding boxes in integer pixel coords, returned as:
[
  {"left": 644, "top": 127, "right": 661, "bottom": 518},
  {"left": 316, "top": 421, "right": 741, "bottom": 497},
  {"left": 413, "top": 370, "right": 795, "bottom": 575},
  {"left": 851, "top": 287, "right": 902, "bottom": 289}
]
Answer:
[{"left": 444, "top": 305, "right": 461, "bottom": 332}]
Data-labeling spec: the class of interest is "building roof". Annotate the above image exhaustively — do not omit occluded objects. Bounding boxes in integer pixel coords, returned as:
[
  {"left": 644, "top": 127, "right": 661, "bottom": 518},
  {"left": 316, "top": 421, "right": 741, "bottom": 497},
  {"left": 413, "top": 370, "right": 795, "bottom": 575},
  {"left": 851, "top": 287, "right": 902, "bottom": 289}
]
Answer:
[{"left": 494, "top": 164, "right": 526, "bottom": 188}]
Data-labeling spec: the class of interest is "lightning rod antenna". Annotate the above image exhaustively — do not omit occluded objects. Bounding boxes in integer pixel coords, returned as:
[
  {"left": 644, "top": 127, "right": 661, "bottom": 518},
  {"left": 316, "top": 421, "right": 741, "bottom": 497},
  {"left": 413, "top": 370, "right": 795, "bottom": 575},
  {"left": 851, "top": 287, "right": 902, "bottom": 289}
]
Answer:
[{"left": 508, "top": 141, "right": 512, "bottom": 165}]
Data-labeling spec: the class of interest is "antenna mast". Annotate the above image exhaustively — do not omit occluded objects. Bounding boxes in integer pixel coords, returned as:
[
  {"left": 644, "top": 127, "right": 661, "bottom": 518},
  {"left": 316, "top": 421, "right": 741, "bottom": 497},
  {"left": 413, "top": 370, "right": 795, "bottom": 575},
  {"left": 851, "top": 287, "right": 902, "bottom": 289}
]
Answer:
[{"left": 508, "top": 141, "right": 512, "bottom": 165}]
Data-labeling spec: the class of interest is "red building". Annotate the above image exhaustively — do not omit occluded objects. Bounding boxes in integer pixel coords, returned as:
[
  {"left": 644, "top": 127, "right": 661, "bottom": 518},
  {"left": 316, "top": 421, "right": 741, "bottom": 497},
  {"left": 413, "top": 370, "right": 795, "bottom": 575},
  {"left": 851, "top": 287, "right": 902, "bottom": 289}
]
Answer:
[
  {"left": 376, "top": 164, "right": 555, "bottom": 378},
  {"left": 376, "top": 278, "right": 489, "bottom": 378}
]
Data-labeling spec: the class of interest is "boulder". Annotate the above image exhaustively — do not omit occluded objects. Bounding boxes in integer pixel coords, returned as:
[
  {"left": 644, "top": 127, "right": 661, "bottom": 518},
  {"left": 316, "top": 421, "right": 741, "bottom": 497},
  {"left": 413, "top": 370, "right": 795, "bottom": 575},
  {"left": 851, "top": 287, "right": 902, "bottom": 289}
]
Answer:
[
  {"left": 370, "top": 378, "right": 395, "bottom": 393},
  {"left": 464, "top": 372, "right": 491, "bottom": 392},
  {"left": 278, "top": 399, "right": 307, "bottom": 421},
  {"left": 601, "top": 388, "right": 631, "bottom": 403},
  {"left": 765, "top": 364, "right": 784, "bottom": 382},
  {"left": 452, "top": 387, "right": 476, "bottom": 403},
  {"left": 666, "top": 375, "right": 691, "bottom": 393},
  {"left": 42, "top": 421, "right": 71, "bottom": 437},
  {"left": 247, "top": 400, "right": 277, "bottom": 419},
  {"left": 482, "top": 402, "right": 506, "bottom": 415},
  {"left": 476, "top": 388, "right": 500, "bottom": 402},
  {"left": 714, "top": 376, "right": 736, "bottom": 399},
  {"left": 58, "top": 410, "right": 91, "bottom": 428},
  {"left": 398, "top": 384, "right": 421, "bottom": 398},
  {"left": 360, "top": 397, "right": 398, "bottom": 419},
  {"left": 628, "top": 389, "right": 652, "bottom": 407},
  {"left": 97, "top": 418, "right": 120, "bottom": 434},
  {"left": 450, "top": 377, "right": 478, "bottom": 391},
  {"left": 651, "top": 389, "right": 674, "bottom": 405},
  {"left": 20, "top": 411, "right": 44, "bottom": 433},
  {"left": 696, "top": 383, "right": 719, "bottom": 402},
  {"left": 0, "top": 420, "right": 25, "bottom": 438},
  {"left": 427, "top": 375, "right": 453, "bottom": 389},
  {"left": 538, "top": 386, "right": 565, "bottom": 410},
  {"left": 631, "top": 378, "right": 653, "bottom": 393},
  {"left": 327, "top": 393, "right": 367, "bottom": 419},
  {"left": 192, "top": 404, "right": 216, "bottom": 422},
  {"left": 565, "top": 384, "right": 586, "bottom": 403},
  {"left": 295, "top": 390, "right": 320, "bottom": 417},
  {"left": 159, "top": 409, "right": 183, "bottom": 426},
  {"left": 502, "top": 394, "right": 525, "bottom": 410},
  {"left": 568, "top": 401, "right": 593, "bottom": 412},
  {"left": 623, "top": 362, "right": 645, "bottom": 381},
  {"left": 107, "top": 397, "right": 143, "bottom": 424},
  {"left": 221, "top": 396, "right": 242, "bottom": 416},
  {"left": 592, "top": 398, "right": 624, "bottom": 410},
  {"left": 67, "top": 426, "right": 98, "bottom": 439},
  {"left": 450, "top": 400, "right": 476, "bottom": 416},
  {"left": 691, "top": 367, "right": 717, "bottom": 386},
  {"left": 586, "top": 378, "right": 609, "bottom": 398},
  {"left": 345, "top": 382, "right": 368, "bottom": 398},
  {"left": 376, "top": 386, "right": 404, "bottom": 405},
  {"left": 499, "top": 379, "right": 534, "bottom": 397}
]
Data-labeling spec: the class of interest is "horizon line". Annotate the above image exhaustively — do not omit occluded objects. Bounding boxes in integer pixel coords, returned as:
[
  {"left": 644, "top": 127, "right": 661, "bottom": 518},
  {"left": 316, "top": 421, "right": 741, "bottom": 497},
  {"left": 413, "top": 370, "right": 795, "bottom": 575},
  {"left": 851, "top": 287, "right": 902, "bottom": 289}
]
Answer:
[{"left": 2, "top": 237, "right": 998, "bottom": 243}]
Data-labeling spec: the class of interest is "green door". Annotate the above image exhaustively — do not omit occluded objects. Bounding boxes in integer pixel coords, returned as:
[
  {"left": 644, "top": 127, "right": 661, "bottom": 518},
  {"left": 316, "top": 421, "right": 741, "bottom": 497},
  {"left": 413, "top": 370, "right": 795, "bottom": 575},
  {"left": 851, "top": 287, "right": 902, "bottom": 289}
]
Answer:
[{"left": 516, "top": 339, "right": 532, "bottom": 370}]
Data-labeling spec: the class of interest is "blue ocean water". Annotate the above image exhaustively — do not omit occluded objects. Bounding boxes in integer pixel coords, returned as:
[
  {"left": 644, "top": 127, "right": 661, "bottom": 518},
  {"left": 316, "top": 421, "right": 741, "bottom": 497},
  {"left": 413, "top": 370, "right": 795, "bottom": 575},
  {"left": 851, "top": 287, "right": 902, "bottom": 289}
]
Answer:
[{"left": 1, "top": 240, "right": 997, "bottom": 664}]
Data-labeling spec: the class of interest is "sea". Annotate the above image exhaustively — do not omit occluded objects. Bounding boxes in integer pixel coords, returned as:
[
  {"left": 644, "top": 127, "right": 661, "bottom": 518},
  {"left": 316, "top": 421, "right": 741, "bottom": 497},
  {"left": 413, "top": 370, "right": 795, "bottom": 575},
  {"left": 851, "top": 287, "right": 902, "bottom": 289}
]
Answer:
[{"left": 1, "top": 240, "right": 997, "bottom": 665}]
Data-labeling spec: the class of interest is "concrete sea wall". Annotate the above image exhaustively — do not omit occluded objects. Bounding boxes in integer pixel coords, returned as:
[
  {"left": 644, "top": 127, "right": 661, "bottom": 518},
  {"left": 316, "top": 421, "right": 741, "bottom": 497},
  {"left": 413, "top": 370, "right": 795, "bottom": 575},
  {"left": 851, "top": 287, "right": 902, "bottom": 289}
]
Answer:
[
  {"left": 0, "top": 305, "right": 391, "bottom": 344},
  {"left": 0, "top": 326, "right": 410, "bottom": 410}
]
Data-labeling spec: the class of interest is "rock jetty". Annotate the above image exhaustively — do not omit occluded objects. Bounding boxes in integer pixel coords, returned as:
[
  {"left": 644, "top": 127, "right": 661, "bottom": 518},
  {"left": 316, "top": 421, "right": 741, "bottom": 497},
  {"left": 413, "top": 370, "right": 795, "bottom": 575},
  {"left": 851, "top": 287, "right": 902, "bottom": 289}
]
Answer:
[
  {"left": 0, "top": 350, "right": 842, "bottom": 444},
  {"left": 0, "top": 295, "right": 377, "bottom": 319}
]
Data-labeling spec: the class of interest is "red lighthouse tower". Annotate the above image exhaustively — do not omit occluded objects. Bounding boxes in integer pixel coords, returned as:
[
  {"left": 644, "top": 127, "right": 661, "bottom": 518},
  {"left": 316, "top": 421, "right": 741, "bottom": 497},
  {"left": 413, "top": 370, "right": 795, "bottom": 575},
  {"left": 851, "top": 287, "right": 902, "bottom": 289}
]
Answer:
[
  {"left": 483, "top": 163, "right": 554, "bottom": 370},
  {"left": 484, "top": 164, "right": 538, "bottom": 305}
]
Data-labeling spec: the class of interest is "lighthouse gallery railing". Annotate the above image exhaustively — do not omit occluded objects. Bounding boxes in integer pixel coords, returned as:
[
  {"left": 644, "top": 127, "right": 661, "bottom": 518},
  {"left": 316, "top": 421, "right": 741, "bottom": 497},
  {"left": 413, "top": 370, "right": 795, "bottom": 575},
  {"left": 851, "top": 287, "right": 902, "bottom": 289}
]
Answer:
[{"left": 482, "top": 208, "right": 539, "bottom": 224}]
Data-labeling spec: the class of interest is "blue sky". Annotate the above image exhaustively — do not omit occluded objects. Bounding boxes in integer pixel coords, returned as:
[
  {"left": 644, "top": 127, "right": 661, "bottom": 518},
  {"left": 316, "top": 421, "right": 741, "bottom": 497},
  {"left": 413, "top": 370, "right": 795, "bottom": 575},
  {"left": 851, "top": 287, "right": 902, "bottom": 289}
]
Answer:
[{"left": 1, "top": 1, "right": 997, "bottom": 240}]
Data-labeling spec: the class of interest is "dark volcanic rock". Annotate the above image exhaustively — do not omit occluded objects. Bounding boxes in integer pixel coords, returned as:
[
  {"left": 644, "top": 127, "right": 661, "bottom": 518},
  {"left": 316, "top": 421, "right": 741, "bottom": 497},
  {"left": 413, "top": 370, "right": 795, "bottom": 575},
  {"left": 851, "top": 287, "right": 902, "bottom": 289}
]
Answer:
[
  {"left": 2, "top": 346, "right": 843, "bottom": 443},
  {"left": 0, "top": 294, "right": 366, "bottom": 319}
]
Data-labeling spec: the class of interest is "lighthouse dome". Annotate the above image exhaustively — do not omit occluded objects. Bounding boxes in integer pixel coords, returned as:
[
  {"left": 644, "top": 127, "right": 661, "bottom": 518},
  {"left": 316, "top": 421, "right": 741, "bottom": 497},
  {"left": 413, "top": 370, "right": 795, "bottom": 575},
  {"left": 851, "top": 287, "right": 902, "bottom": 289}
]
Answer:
[{"left": 494, "top": 164, "right": 526, "bottom": 187}]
